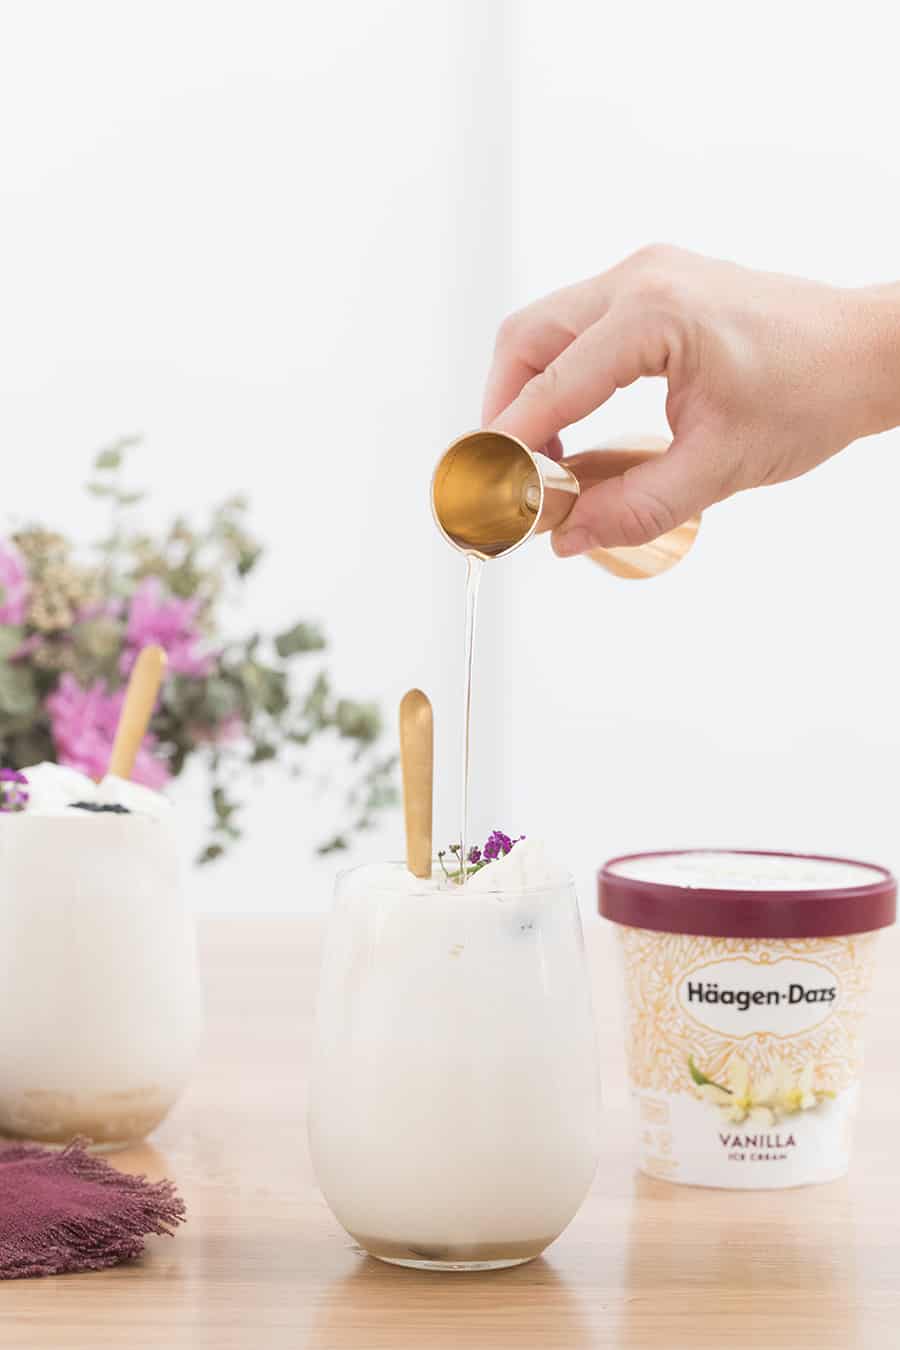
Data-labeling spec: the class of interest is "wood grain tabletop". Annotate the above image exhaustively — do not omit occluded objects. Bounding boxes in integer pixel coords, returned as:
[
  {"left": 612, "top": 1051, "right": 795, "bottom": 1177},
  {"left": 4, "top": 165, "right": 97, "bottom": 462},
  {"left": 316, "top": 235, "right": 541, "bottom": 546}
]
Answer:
[{"left": 4, "top": 915, "right": 899, "bottom": 1350}]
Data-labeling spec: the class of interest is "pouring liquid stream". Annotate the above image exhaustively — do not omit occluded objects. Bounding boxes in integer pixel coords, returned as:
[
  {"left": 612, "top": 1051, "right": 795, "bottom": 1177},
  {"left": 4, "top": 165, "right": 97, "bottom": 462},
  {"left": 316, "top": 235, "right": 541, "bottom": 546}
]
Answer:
[{"left": 459, "top": 552, "right": 484, "bottom": 882}]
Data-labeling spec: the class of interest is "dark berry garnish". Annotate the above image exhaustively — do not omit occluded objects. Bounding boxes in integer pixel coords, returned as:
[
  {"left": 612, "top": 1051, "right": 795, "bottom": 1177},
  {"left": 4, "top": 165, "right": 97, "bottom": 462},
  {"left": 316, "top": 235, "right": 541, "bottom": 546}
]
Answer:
[{"left": 69, "top": 801, "right": 131, "bottom": 814}]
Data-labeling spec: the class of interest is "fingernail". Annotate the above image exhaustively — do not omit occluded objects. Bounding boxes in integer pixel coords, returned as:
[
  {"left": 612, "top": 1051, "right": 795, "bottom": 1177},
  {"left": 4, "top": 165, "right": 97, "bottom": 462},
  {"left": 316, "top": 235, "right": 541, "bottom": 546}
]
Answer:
[{"left": 553, "top": 527, "right": 590, "bottom": 558}]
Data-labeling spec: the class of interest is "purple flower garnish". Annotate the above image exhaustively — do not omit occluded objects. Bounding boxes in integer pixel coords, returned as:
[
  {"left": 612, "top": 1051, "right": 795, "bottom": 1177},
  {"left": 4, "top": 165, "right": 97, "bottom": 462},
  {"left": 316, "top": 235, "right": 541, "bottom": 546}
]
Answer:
[
  {"left": 438, "top": 829, "right": 525, "bottom": 882},
  {"left": 0, "top": 768, "right": 29, "bottom": 813},
  {"left": 483, "top": 830, "right": 511, "bottom": 861}
]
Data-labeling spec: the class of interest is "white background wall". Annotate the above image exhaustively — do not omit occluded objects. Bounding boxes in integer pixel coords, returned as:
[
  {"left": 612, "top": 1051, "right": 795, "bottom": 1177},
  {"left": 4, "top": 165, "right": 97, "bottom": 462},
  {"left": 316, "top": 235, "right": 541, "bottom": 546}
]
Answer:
[
  {"left": 2, "top": 0, "right": 899, "bottom": 913},
  {"left": 497, "top": 0, "right": 900, "bottom": 913}
]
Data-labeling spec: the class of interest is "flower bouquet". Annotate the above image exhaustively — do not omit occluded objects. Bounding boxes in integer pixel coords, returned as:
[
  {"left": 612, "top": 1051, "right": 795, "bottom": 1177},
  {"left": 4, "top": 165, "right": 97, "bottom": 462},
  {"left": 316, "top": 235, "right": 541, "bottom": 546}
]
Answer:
[{"left": 0, "top": 438, "right": 395, "bottom": 861}]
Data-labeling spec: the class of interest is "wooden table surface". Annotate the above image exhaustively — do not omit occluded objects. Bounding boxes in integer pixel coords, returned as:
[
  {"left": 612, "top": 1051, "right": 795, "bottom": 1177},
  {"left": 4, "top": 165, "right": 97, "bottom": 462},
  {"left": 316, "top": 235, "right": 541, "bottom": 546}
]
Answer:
[{"left": 5, "top": 916, "right": 900, "bottom": 1349}]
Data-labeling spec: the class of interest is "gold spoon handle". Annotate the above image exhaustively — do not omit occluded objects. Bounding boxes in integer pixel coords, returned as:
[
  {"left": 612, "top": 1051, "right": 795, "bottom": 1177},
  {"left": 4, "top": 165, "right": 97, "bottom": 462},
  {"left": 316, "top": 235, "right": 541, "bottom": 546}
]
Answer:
[
  {"left": 399, "top": 689, "right": 433, "bottom": 879},
  {"left": 107, "top": 645, "right": 168, "bottom": 780}
]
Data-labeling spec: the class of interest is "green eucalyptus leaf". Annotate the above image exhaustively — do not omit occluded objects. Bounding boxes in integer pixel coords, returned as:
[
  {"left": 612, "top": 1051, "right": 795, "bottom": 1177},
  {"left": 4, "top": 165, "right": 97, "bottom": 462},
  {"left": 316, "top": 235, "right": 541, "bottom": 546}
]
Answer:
[
  {"left": 275, "top": 622, "right": 326, "bottom": 658},
  {"left": 212, "top": 786, "right": 236, "bottom": 823},
  {"left": 317, "top": 834, "right": 348, "bottom": 855},
  {"left": 72, "top": 617, "right": 123, "bottom": 670},
  {"left": 237, "top": 547, "right": 262, "bottom": 576},
  {"left": 0, "top": 662, "right": 38, "bottom": 720},
  {"left": 204, "top": 677, "right": 240, "bottom": 722},
  {"left": 302, "top": 671, "right": 330, "bottom": 725},
  {"left": 237, "top": 659, "right": 263, "bottom": 699},
  {"left": 9, "top": 726, "right": 55, "bottom": 767},
  {"left": 0, "top": 628, "right": 25, "bottom": 661},
  {"left": 335, "top": 699, "right": 380, "bottom": 743},
  {"left": 263, "top": 675, "right": 289, "bottom": 717},
  {"left": 243, "top": 663, "right": 288, "bottom": 717},
  {"left": 365, "top": 781, "right": 398, "bottom": 810},
  {"left": 94, "top": 436, "right": 141, "bottom": 471}
]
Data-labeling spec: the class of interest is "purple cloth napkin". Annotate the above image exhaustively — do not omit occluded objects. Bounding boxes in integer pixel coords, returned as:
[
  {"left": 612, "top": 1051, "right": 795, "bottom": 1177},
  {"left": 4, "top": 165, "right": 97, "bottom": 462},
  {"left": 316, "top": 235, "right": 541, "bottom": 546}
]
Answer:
[{"left": 0, "top": 1138, "right": 185, "bottom": 1278}]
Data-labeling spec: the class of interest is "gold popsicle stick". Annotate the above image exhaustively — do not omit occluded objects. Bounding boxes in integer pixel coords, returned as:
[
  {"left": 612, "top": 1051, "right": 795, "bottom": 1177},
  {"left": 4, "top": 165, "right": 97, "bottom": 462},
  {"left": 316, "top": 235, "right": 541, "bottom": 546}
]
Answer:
[
  {"left": 107, "top": 644, "right": 168, "bottom": 780},
  {"left": 399, "top": 689, "right": 433, "bottom": 879}
]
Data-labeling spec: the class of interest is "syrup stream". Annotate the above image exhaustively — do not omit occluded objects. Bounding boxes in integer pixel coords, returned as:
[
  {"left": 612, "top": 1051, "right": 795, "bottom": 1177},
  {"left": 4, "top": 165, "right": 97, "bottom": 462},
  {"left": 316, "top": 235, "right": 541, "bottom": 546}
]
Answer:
[{"left": 459, "top": 553, "right": 484, "bottom": 882}]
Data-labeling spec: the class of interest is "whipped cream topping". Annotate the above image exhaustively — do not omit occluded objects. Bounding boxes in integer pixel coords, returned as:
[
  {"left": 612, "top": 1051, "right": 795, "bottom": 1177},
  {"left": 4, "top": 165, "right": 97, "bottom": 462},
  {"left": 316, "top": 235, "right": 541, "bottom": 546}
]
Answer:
[
  {"left": 19, "top": 762, "right": 171, "bottom": 818},
  {"left": 464, "top": 837, "right": 568, "bottom": 892}
]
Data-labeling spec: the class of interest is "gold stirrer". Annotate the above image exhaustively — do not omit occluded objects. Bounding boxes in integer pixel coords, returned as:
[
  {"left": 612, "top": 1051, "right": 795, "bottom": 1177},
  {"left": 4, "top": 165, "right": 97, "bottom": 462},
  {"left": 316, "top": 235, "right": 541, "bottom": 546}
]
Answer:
[
  {"left": 399, "top": 689, "right": 433, "bottom": 879},
  {"left": 106, "top": 644, "right": 168, "bottom": 780}
]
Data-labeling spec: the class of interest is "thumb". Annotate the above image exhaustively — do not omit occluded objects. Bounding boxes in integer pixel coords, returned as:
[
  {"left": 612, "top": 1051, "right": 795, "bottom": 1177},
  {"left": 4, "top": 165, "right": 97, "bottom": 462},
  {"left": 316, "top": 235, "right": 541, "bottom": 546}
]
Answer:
[{"left": 551, "top": 434, "right": 723, "bottom": 557}]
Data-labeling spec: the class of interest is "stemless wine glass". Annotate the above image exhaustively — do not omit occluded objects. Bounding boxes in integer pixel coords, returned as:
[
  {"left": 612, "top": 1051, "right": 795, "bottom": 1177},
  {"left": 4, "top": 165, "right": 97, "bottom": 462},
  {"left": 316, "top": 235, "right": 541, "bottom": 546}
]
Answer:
[{"left": 308, "top": 862, "right": 601, "bottom": 1271}]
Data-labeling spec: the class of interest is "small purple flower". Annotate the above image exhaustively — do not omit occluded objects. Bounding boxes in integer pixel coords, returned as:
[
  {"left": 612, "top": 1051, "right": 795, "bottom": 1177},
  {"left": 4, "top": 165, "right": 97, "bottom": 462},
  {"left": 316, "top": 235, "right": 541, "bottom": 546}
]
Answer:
[
  {"left": 0, "top": 768, "right": 29, "bottom": 813},
  {"left": 0, "top": 542, "right": 28, "bottom": 626},
  {"left": 483, "top": 829, "right": 515, "bottom": 861},
  {"left": 439, "top": 828, "right": 525, "bottom": 882}
]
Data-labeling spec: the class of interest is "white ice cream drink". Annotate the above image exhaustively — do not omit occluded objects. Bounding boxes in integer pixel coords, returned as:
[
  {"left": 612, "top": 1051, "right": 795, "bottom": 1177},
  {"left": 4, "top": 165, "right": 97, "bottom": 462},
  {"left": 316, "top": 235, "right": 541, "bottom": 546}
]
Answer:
[
  {"left": 309, "top": 847, "right": 600, "bottom": 1270},
  {"left": 0, "top": 764, "right": 202, "bottom": 1147}
]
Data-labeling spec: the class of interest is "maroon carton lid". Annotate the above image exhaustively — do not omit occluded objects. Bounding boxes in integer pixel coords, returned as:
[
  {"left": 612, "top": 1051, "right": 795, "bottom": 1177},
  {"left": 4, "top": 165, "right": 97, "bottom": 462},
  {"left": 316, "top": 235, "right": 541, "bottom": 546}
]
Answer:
[{"left": 598, "top": 849, "right": 897, "bottom": 939}]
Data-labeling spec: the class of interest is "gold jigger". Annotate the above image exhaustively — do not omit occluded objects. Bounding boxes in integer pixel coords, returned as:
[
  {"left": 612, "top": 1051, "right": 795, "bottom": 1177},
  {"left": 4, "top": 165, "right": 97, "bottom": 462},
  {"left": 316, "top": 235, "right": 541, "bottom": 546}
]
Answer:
[{"left": 431, "top": 430, "right": 700, "bottom": 579}]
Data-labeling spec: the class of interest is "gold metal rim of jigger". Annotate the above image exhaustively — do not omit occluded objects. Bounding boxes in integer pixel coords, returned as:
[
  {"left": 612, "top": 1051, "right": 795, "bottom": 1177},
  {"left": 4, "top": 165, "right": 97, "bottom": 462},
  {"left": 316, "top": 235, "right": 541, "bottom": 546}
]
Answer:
[{"left": 431, "top": 429, "right": 700, "bottom": 578}]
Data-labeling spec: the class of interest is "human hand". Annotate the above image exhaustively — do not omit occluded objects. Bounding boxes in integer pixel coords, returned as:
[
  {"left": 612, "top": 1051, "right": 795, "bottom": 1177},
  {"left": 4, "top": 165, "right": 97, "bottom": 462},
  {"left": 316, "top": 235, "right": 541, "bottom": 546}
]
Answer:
[{"left": 482, "top": 246, "right": 900, "bottom": 556}]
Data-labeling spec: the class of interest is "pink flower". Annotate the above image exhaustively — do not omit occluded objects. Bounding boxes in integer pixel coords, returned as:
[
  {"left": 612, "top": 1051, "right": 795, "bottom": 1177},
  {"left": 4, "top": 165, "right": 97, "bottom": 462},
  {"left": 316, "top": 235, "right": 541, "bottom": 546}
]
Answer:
[
  {"left": 0, "top": 542, "right": 28, "bottom": 626},
  {"left": 122, "top": 576, "right": 214, "bottom": 679},
  {"left": 46, "top": 673, "right": 171, "bottom": 789}
]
